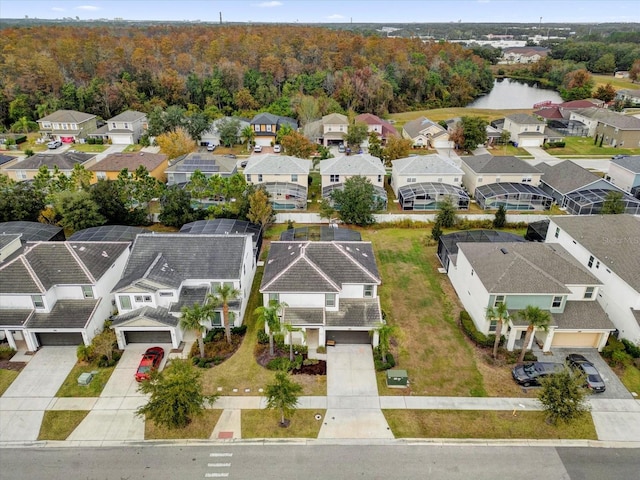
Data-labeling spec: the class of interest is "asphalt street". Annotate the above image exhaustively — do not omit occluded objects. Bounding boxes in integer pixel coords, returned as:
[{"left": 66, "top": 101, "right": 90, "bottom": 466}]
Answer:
[{"left": 1, "top": 445, "right": 639, "bottom": 480}]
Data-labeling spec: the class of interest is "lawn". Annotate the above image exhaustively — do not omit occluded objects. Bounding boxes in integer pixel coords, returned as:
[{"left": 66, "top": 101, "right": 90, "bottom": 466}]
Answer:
[
  {"left": 591, "top": 74, "right": 637, "bottom": 91},
  {"left": 242, "top": 409, "right": 325, "bottom": 438},
  {"left": 383, "top": 410, "right": 597, "bottom": 439},
  {"left": 71, "top": 144, "right": 109, "bottom": 153},
  {"left": 123, "top": 144, "right": 143, "bottom": 152},
  {"left": 145, "top": 410, "right": 222, "bottom": 439},
  {"left": 38, "top": 411, "right": 89, "bottom": 441},
  {"left": 56, "top": 364, "right": 116, "bottom": 397},
  {"left": 199, "top": 266, "right": 327, "bottom": 397},
  {"left": 617, "top": 364, "right": 640, "bottom": 396},
  {"left": 544, "top": 136, "right": 640, "bottom": 157},
  {"left": 0, "top": 369, "right": 20, "bottom": 396},
  {"left": 388, "top": 107, "right": 533, "bottom": 130}
]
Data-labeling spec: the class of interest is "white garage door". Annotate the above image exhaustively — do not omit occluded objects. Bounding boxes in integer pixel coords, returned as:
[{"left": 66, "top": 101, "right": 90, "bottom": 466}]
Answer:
[
  {"left": 519, "top": 138, "right": 542, "bottom": 147},
  {"left": 255, "top": 137, "right": 272, "bottom": 147}
]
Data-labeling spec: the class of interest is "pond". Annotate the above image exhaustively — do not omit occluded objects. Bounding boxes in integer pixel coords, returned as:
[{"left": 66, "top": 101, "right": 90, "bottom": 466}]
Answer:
[{"left": 467, "top": 78, "right": 563, "bottom": 109}]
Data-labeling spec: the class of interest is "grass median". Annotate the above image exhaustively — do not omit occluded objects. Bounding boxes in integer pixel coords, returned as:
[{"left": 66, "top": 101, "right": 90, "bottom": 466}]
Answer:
[
  {"left": 144, "top": 410, "right": 223, "bottom": 440},
  {"left": 56, "top": 364, "right": 116, "bottom": 397},
  {"left": 242, "top": 409, "right": 325, "bottom": 438},
  {"left": 38, "top": 410, "right": 89, "bottom": 440},
  {"left": 0, "top": 369, "right": 20, "bottom": 396}
]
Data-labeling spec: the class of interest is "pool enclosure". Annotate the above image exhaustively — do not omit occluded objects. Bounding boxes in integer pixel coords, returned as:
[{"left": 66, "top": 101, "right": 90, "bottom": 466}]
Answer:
[
  {"left": 474, "top": 182, "right": 552, "bottom": 211},
  {"left": 397, "top": 182, "right": 469, "bottom": 210}
]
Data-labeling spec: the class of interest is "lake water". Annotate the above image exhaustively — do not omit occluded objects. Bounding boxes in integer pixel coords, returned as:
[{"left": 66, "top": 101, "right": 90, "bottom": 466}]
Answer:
[{"left": 467, "top": 78, "right": 563, "bottom": 109}]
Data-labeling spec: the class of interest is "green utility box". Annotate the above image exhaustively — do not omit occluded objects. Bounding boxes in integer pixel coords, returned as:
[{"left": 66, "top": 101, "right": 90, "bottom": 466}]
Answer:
[{"left": 386, "top": 369, "right": 408, "bottom": 388}]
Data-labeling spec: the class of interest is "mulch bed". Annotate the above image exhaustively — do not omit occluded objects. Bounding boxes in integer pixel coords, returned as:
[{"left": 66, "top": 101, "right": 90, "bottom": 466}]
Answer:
[
  {"left": 0, "top": 360, "right": 26, "bottom": 372},
  {"left": 255, "top": 343, "right": 326, "bottom": 375}
]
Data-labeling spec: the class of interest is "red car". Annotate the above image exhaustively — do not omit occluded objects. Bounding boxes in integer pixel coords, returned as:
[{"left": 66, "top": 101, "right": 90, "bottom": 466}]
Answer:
[{"left": 135, "top": 347, "right": 165, "bottom": 382}]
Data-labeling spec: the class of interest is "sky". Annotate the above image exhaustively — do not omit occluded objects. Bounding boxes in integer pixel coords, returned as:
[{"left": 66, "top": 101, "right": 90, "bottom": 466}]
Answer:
[{"left": 1, "top": 0, "right": 639, "bottom": 24}]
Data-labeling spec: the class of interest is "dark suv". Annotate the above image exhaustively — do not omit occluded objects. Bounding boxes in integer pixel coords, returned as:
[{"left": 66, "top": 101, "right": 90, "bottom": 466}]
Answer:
[
  {"left": 566, "top": 354, "right": 606, "bottom": 393},
  {"left": 512, "top": 362, "right": 564, "bottom": 387}
]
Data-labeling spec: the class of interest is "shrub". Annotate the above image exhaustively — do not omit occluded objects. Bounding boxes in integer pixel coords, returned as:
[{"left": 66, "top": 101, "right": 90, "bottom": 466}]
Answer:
[
  {"left": 205, "top": 328, "right": 225, "bottom": 343},
  {"left": 0, "top": 346, "right": 16, "bottom": 361},
  {"left": 373, "top": 349, "right": 396, "bottom": 371},
  {"left": 621, "top": 339, "right": 640, "bottom": 358},
  {"left": 610, "top": 349, "right": 632, "bottom": 367},
  {"left": 602, "top": 336, "right": 625, "bottom": 360},
  {"left": 505, "top": 350, "right": 537, "bottom": 364},
  {"left": 266, "top": 357, "right": 292, "bottom": 371},
  {"left": 292, "top": 344, "right": 308, "bottom": 355},
  {"left": 303, "top": 358, "right": 319, "bottom": 366},
  {"left": 316, "top": 346, "right": 326, "bottom": 354},
  {"left": 87, "top": 137, "right": 95, "bottom": 144},
  {"left": 231, "top": 325, "right": 247, "bottom": 336},
  {"left": 459, "top": 311, "right": 494, "bottom": 348},
  {"left": 257, "top": 329, "right": 269, "bottom": 345}
]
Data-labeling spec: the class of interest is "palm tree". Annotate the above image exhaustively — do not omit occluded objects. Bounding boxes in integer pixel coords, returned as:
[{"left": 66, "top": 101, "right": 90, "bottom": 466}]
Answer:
[
  {"left": 264, "top": 371, "right": 302, "bottom": 427},
  {"left": 210, "top": 284, "right": 241, "bottom": 344},
  {"left": 486, "top": 301, "right": 509, "bottom": 359},
  {"left": 255, "top": 299, "right": 288, "bottom": 356},
  {"left": 180, "top": 302, "right": 212, "bottom": 358},
  {"left": 372, "top": 322, "right": 398, "bottom": 360},
  {"left": 241, "top": 125, "right": 255, "bottom": 150},
  {"left": 283, "top": 322, "right": 303, "bottom": 361},
  {"left": 516, "top": 305, "right": 552, "bottom": 363}
]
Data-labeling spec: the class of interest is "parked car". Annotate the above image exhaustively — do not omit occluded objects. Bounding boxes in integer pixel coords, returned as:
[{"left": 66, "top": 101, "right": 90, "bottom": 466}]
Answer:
[
  {"left": 135, "top": 346, "right": 165, "bottom": 382},
  {"left": 47, "top": 140, "right": 62, "bottom": 149},
  {"left": 240, "top": 159, "right": 249, "bottom": 168},
  {"left": 566, "top": 353, "right": 606, "bottom": 393},
  {"left": 611, "top": 154, "right": 629, "bottom": 160},
  {"left": 273, "top": 144, "right": 281, "bottom": 153},
  {"left": 253, "top": 145, "right": 263, "bottom": 153},
  {"left": 338, "top": 144, "right": 346, "bottom": 153},
  {"left": 512, "top": 362, "right": 563, "bottom": 387},
  {"left": 206, "top": 143, "right": 216, "bottom": 151}
]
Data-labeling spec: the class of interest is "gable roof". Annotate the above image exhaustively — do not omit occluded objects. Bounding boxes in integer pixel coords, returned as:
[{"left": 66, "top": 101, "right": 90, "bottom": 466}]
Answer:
[
  {"left": 107, "top": 110, "right": 146, "bottom": 122},
  {"left": 251, "top": 113, "right": 298, "bottom": 129},
  {"left": 571, "top": 108, "right": 640, "bottom": 130},
  {"left": 0, "top": 154, "right": 18, "bottom": 167},
  {"left": 320, "top": 154, "right": 385, "bottom": 175},
  {"left": 26, "top": 299, "right": 100, "bottom": 329},
  {"left": 323, "top": 113, "right": 348, "bottom": 124},
  {"left": 87, "top": 152, "right": 167, "bottom": 172},
  {"left": 533, "top": 107, "right": 564, "bottom": 120},
  {"left": 5, "top": 152, "right": 95, "bottom": 171},
  {"left": 0, "top": 241, "right": 129, "bottom": 294},
  {"left": 461, "top": 154, "right": 541, "bottom": 175},
  {"left": 458, "top": 242, "right": 600, "bottom": 294},
  {"left": 113, "top": 234, "right": 249, "bottom": 292},
  {"left": 506, "top": 113, "right": 545, "bottom": 125},
  {"left": 392, "top": 154, "right": 463, "bottom": 175},
  {"left": 611, "top": 155, "right": 640, "bottom": 173},
  {"left": 402, "top": 117, "right": 445, "bottom": 138},
  {"left": 261, "top": 241, "right": 380, "bottom": 293},
  {"left": 244, "top": 154, "right": 311, "bottom": 175},
  {"left": 38, "top": 110, "right": 96, "bottom": 123},
  {"left": 111, "top": 306, "right": 178, "bottom": 327},
  {"left": 165, "top": 152, "right": 237, "bottom": 175},
  {"left": 355, "top": 113, "right": 398, "bottom": 137},
  {"left": 550, "top": 215, "right": 640, "bottom": 292},
  {"left": 537, "top": 161, "right": 604, "bottom": 194}
]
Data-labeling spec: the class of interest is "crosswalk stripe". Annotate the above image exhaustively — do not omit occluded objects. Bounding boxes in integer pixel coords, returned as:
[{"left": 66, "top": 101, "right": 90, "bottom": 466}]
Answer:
[
  {"left": 209, "top": 453, "right": 233, "bottom": 457},
  {"left": 208, "top": 463, "right": 231, "bottom": 468}
]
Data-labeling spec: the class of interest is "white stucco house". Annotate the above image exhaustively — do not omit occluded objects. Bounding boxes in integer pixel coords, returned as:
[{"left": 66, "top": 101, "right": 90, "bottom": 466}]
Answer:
[
  {"left": 320, "top": 154, "right": 387, "bottom": 208},
  {"left": 545, "top": 215, "right": 640, "bottom": 345},
  {"left": 606, "top": 155, "right": 640, "bottom": 195},
  {"left": 503, "top": 114, "right": 546, "bottom": 147},
  {"left": 110, "top": 233, "right": 256, "bottom": 349},
  {"left": 106, "top": 110, "right": 147, "bottom": 145},
  {"left": 401, "top": 117, "right": 452, "bottom": 149}
]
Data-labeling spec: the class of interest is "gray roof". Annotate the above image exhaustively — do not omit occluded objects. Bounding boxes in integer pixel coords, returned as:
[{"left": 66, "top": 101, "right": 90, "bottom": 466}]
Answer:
[
  {"left": 111, "top": 306, "right": 178, "bottom": 327},
  {"left": 506, "top": 113, "right": 546, "bottom": 125},
  {"left": 572, "top": 108, "right": 640, "bottom": 130},
  {"left": 0, "top": 234, "right": 21, "bottom": 250},
  {"left": 0, "top": 221, "right": 64, "bottom": 242},
  {"left": 261, "top": 241, "right": 380, "bottom": 293},
  {"left": 169, "top": 286, "right": 209, "bottom": 313},
  {"left": 457, "top": 242, "right": 600, "bottom": 294},
  {"left": 551, "top": 300, "right": 614, "bottom": 331},
  {"left": 244, "top": 154, "right": 311, "bottom": 175},
  {"left": 113, "top": 234, "right": 249, "bottom": 292},
  {"left": 250, "top": 113, "right": 298, "bottom": 129},
  {"left": 392, "top": 154, "right": 463, "bottom": 175},
  {"left": 38, "top": 110, "right": 96, "bottom": 123},
  {"left": 461, "top": 154, "right": 541, "bottom": 175},
  {"left": 26, "top": 299, "right": 99, "bottom": 329},
  {"left": 302, "top": 119, "right": 323, "bottom": 140},
  {"left": 611, "top": 155, "right": 640, "bottom": 174},
  {"left": 0, "top": 154, "right": 17, "bottom": 167},
  {"left": 0, "top": 242, "right": 130, "bottom": 294},
  {"left": 551, "top": 215, "right": 640, "bottom": 292},
  {"left": 0, "top": 309, "right": 33, "bottom": 327},
  {"left": 402, "top": 117, "right": 444, "bottom": 138},
  {"left": 537, "top": 161, "right": 603, "bottom": 194},
  {"left": 107, "top": 110, "right": 146, "bottom": 122},
  {"left": 325, "top": 298, "right": 382, "bottom": 328},
  {"left": 323, "top": 113, "right": 348, "bottom": 124},
  {"left": 5, "top": 152, "right": 95, "bottom": 171},
  {"left": 284, "top": 307, "right": 324, "bottom": 325},
  {"left": 320, "top": 154, "right": 385, "bottom": 175},
  {"left": 165, "top": 153, "right": 237, "bottom": 175}
]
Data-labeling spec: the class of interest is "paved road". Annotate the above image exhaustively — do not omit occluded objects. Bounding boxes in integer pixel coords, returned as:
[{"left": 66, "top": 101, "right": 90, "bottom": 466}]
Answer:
[{"left": 1, "top": 444, "right": 638, "bottom": 480}]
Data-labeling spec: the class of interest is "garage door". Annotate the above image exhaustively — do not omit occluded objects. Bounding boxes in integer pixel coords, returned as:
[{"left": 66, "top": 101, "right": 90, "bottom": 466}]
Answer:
[
  {"left": 552, "top": 332, "right": 601, "bottom": 348},
  {"left": 326, "top": 330, "right": 371, "bottom": 345},
  {"left": 255, "top": 138, "right": 272, "bottom": 147},
  {"left": 520, "top": 138, "right": 542, "bottom": 147},
  {"left": 36, "top": 332, "right": 84, "bottom": 346},
  {"left": 124, "top": 330, "right": 172, "bottom": 344}
]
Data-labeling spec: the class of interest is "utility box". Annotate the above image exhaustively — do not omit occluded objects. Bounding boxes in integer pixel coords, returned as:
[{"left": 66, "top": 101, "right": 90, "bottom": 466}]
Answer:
[
  {"left": 386, "top": 369, "right": 408, "bottom": 388},
  {"left": 77, "top": 372, "right": 94, "bottom": 386}
]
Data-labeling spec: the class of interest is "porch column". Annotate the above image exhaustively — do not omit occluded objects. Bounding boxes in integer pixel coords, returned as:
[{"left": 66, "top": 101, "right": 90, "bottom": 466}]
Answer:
[
  {"left": 542, "top": 328, "right": 554, "bottom": 352},
  {"left": 115, "top": 329, "right": 126, "bottom": 350},
  {"left": 24, "top": 331, "right": 38, "bottom": 352},
  {"left": 506, "top": 326, "right": 519, "bottom": 351},
  {"left": 371, "top": 330, "right": 380, "bottom": 349},
  {"left": 4, "top": 329, "right": 17, "bottom": 350}
]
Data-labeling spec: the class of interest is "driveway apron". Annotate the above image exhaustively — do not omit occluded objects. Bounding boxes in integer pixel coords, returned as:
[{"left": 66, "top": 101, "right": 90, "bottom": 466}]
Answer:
[{"left": 319, "top": 344, "right": 393, "bottom": 439}]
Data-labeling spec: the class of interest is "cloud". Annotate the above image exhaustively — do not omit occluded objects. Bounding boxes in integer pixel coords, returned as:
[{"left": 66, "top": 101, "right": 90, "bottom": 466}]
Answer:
[
  {"left": 76, "top": 5, "right": 100, "bottom": 11},
  {"left": 254, "top": 1, "right": 283, "bottom": 7},
  {"left": 51, "top": 7, "right": 65, "bottom": 12},
  {"left": 326, "top": 14, "right": 344, "bottom": 20}
]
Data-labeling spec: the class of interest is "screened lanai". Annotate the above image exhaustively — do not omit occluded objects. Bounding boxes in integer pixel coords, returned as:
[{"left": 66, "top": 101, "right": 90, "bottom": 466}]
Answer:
[
  {"left": 564, "top": 188, "right": 640, "bottom": 215},
  {"left": 397, "top": 182, "right": 469, "bottom": 210},
  {"left": 474, "top": 182, "right": 552, "bottom": 211},
  {"left": 322, "top": 183, "right": 388, "bottom": 209},
  {"left": 264, "top": 182, "right": 308, "bottom": 210}
]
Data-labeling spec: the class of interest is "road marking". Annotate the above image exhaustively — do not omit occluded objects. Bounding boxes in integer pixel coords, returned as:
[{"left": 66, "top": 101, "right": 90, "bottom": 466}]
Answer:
[
  {"left": 209, "top": 453, "right": 233, "bottom": 457},
  {"left": 208, "top": 463, "right": 231, "bottom": 468},
  {"left": 204, "top": 474, "right": 229, "bottom": 478}
]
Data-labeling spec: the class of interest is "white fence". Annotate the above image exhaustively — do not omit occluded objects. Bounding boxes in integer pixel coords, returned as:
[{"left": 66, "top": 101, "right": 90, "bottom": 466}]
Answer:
[{"left": 275, "top": 213, "right": 550, "bottom": 225}]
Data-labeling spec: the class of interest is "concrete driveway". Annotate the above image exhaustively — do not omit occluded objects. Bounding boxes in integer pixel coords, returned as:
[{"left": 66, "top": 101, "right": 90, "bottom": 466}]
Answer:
[{"left": 0, "top": 347, "right": 77, "bottom": 442}]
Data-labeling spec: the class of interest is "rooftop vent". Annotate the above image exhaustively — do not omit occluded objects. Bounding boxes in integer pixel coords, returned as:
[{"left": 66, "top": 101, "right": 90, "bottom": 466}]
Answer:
[{"left": 500, "top": 248, "right": 509, "bottom": 255}]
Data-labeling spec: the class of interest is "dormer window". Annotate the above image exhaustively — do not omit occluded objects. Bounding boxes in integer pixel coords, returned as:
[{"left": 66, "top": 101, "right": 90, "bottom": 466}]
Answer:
[{"left": 32, "top": 295, "right": 45, "bottom": 309}]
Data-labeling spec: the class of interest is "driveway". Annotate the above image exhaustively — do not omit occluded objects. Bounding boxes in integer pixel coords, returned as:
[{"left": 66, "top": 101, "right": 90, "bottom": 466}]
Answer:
[
  {"left": 0, "top": 347, "right": 77, "bottom": 442},
  {"left": 523, "top": 146, "right": 559, "bottom": 164}
]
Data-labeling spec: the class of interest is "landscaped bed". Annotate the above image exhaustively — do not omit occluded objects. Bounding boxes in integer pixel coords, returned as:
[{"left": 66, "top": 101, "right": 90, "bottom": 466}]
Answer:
[
  {"left": 38, "top": 410, "right": 89, "bottom": 441},
  {"left": 242, "top": 409, "right": 326, "bottom": 438},
  {"left": 56, "top": 364, "right": 116, "bottom": 397}
]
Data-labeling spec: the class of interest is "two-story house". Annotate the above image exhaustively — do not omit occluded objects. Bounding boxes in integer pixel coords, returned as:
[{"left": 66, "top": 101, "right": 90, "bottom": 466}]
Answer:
[
  {"left": 320, "top": 154, "right": 387, "bottom": 209},
  {"left": 3, "top": 152, "right": 96, "bottom": 182},
  {"left": 447, "top": 242, "right": 614, "bottom": 353},
  {"left": 402, "top": 117, "right": 452, "bottom": 149},
  {"left": 0, "top": 241, "right": 130, "bottom": 351},
  {"left": 615, "top": 89, "right": 640, "bottom": 107},
  {"left": 200, "top": 117, "right": 250, "bottom": 147},
  {"left": 110, "top": 233, "right": 256, "bottom": 349},
  {"left": 165, "top": 152, "right": 237, "bottom": 186},
  {"left": 607, "top": 155, "right": 640, "bottom": 196},
  {"left": 244, "top": 154, "right": 311, "bottom": 210},
  {"left": 87, "top": 152, "right": 168, "bottom": 184},
  {"left": 570, "top": 108, "right": 640, "bottom": 147},
  {"left": 105, "top": 110, "right": 147, "bottom": 145},
  {"left": 260, "top": 241, "right": 383, "bottom": 348},
  {"left": 460, "top": 154, "right": 551, "bottom": 210},
  {"left": 545, "top": 215, "right": 640, "bottom": 344},
  {"left": 502, "top": 114, "right": 546, "bottom": 147},
  {"left": 250, "top": 113, "right": 298, "bottom": 148},
  {"left": 37, "top": 110, "right": 98, "bottom": 143},
  {"left": 391, "top": 154, "right": 467, "bottom": 210},
  {"left": 356, "top": 113, "right": 398, "bottom": 145}
]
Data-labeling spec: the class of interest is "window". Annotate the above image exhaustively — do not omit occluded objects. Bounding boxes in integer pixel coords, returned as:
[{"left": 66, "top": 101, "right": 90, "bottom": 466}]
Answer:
[
  {"left": 17, "top": 171, "right": 27, "bottom": 180},
  {"left": 159, "top": 291, "right": 173, "bottom": 297},
  {"left": 124, "top": 123, "right": 129, "bottom": 129},
  {"left": 552, "top": 296, "right": 563, "bottom": 308},
  {"left": 584, "top": 287, "right": 595, "bottom": 299},
  {"left": 96, "top": 172, "right": 107, "bottom": 180},
  {"left": 291, "top": 174, "right": 298, "bottom": 182},
  {"left": 222, "top": 281, "right": 235, "bottom": 290},
  {"left": 364, "top": 285, "right": 373, "bottom": 298},
  {"left": 407, "top": 177, "right": 416, "bottom": 183},
  {"left": 268, "top": 293, "right": 279, "bottom": 303},
  {"left": 119, "top": 296, "right": 131, "bottom": 310},
  {"left": 325, "top": 293, "right": 336, "bottom": 307},
  {"left": 454, "top": 177, "right": 459, "bottom": 183},
  {"left": 112, "top": 123, "right": 117, "bottom": 129},
  {"left": 378, "top": 175, "right": 382, "bottom": 183},
  {"left": 495, "top": 176, "right": 501, "bottom": 183},
  {"left": 437, "top": 177, "right": 443, "bottom": 183},
  {"left": 588, "top": 255, "right": 594, "bottom": 268},
  {"left": 488, "top": 320, "right": 497, "bottom": 333},
  {"left": 211, "top": 311, "right": 222, "bottom": 326},
  {"left": 258, "top": 174, "right": 263, "bottom": 182},
  {"left": 246, "top": 174, "right": 251, "bottom": 182},
  {"left": 266, "top": 124, "right": 272, "bottom": 132},
  {"left": 134, "top": 295, "right": 152, "bottom": 303},
  {"left": 554, "top": 227, "right": 560, "bottom": 239},
  {"left": 32, "top": 295, "right": 44, "bottom": 309},
  {"left": 477, "top": 176, "right": 483, "bottom": 183},
  {"left": 330, "top": 174, "right": 340, "bottom": 183},
  {"left": 82, "top": 286, "right": 94, "bottom": 299},
  {"left": 494, "top": 295, "right": 505, "bottom": 307},
  {"left": 521, "top": 176, "right": 532, "bottom": 183}
]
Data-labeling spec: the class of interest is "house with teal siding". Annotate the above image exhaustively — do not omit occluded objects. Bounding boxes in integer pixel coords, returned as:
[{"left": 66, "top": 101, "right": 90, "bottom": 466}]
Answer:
[{"left": 447, "top": 242, "right": 614, "bottom": 353}]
